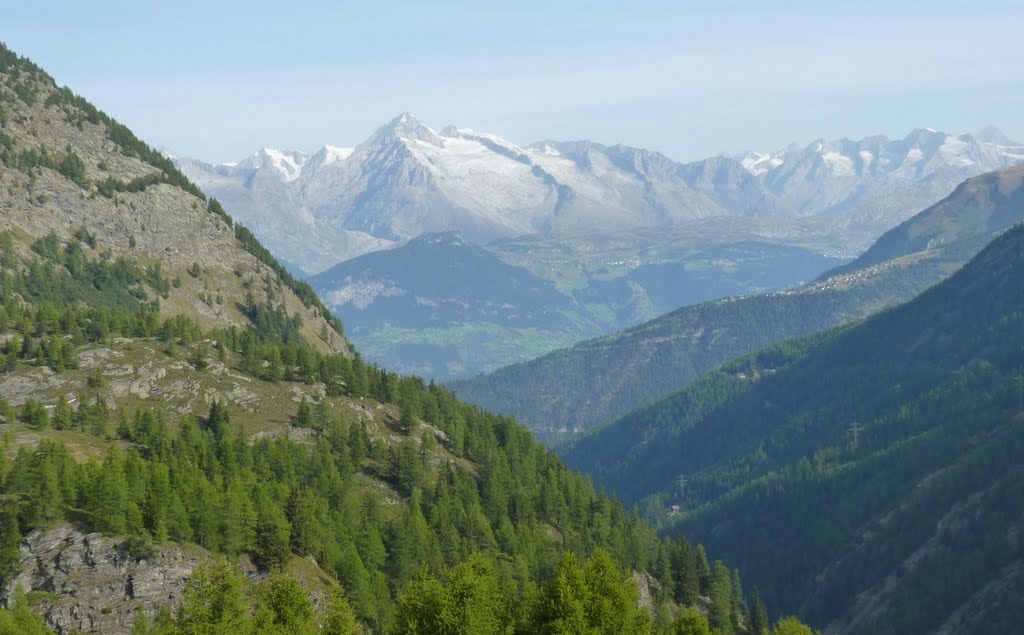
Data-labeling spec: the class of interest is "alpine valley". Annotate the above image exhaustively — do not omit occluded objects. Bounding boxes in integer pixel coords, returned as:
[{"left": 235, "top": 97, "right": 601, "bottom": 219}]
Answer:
[
  {"left": 0, "top": 42, "right": 813, "bottom": 635},
  {"left": 1, "top": 14, "right": 1023, "bottom": 635},
  {"left": 563, "top": 216, "right": 1024, "bottom": 635},
  {"left": 451, "top": 165, "right": 1024, "bottom": 443}
]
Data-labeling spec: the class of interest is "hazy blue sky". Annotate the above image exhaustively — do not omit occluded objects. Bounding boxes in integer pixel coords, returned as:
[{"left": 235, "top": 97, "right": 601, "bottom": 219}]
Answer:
[{"left": 5, "top": 0, "right": 1023, "bottom": 163}]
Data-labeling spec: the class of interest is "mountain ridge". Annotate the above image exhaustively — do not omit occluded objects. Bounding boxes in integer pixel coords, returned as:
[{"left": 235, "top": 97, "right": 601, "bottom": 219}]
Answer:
[
  {"left": 176, "top": 119, "right": 1024, "bottom": 274},
  {"left": 0, "top": 42, "right": 786, "bottom": 635},
  {"left": 450, "top": 164, "right": 1024, "bottom": 442},
  {"left": 561, "top": 220, "right": 1024, "bottom": 634}
]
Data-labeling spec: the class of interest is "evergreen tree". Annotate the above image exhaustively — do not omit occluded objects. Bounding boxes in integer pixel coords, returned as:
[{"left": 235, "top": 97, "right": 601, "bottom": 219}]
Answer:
[
  {"left": 730, "top": 568, "right": 745, "bottom": 631},
  {"left": 750, "top": 588, "right": 770, "bottom": 635},
  {"left": 175, "top": 560, "right": 251, "bottom": 634},
  {"left": 708, "top": 560, "right": 734, "bottom": 635},
  {"left": 254, "top": 572, "right": 318, "bottom": 635},
  {"left": 582, "top": 548, "right": 652, "bottom": 635},
  {"left": 0, "top": 510, "right": 21, "bottom": 588},
  {"left": 254, "top": 496, "right": 292, "bottom": 570},
  {"left": 695, "top": 544, "right": 711, "bottom": 595},
  {"left": 391, "top": 438, "right": 424, "bottom": 496},
  {"left": 20, "top": 398, "right": 49, "bottom": 429},
  {"left": 52, "top": 394, "right": 73, "bottom": 430},
  {"left": 530, "top": 549, "right": 652, "bottom": 635},
  {"left": 531, "top": 551, "right": 589, "bottom": 633},
  {"left": 674, "top": 539, "right": 700, "bottom": 606},
  {"left": 203, "top": 400, "right": 230, "bottom": 439},
  {"left": 220, "top": 481, "right": 256, "bottom": 557},
  {"left": 394, "top": 553, "right": 507, "bottom": 635},
  {"left": 131, "top": 608, "right": 150, "bottom": 635},
  {"left": 296, "top": 396, "right": 313, "bottom": 428},
  {"left": 322, "top": 589, "right": 362, "bottom": 635},
  {"left": 91, "top": 454, "right": 129, "bottom": 533},
  {"left": 388, "top": 491, "right": 439, "bottom": 586},
  {"left": 285, "top": 487, "right": 324, "bottom": 560}
]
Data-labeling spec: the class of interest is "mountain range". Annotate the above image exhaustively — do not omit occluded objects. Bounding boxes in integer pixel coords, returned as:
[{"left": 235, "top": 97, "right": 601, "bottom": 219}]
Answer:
[
  {"left": 176, "top": 116, "right": 1024, "bottom": 275},
  {"left": 176, "top": 118, "right": 1024, "bottom": 380},
  {"left": 451, "top": 165, "right": 1024, "bottom": 442},
  {"left": 0, "top": 42, "right": 757, "bottom": 635}
]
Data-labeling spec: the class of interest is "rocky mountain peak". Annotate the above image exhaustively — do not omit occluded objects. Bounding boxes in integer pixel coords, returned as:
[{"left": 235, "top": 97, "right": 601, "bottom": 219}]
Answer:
[
  {"left": 370, "top": 111, "right": 443, "bottom": 146},
  {"left": 976, "top": 124, "right": 1021, "bottom": 147}
]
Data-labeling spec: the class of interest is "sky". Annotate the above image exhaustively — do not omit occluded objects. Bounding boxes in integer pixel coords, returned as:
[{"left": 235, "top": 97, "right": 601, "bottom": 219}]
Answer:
[{"left": 4, "top": 0, "right": 1024, "bottom": 163}]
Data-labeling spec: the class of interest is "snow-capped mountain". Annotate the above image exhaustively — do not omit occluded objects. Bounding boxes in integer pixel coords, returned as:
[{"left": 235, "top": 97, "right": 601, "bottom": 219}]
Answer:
[
  {"left": 174, "top": 117, "right": 1024, "bottom": 274},
  {"left": 295, "top": 113, "right": 740, "bottom": 249},
  {"left": 730, "top": 128, "right": 1024, "bottom": 224}
]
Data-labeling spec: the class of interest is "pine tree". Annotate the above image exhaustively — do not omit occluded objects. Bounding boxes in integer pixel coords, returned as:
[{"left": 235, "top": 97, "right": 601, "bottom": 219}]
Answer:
[
  {"left": 530, "top": 551, "right": 588, "bottom": 633},
  {"left": 175, "top": 560, "right": 251, "bottom": 633},
  {"left": 92, "top": 454, "right": 129, "bottom": 533},
  {"left": 20, "top": 398, "right": 49, "bottom": 429},
  {"left": 388, "top": 491, "right": 439, "bottom": 586},
  {"left": 582, "top": 548, "right": 653, "bottom": 634},
  {"left": 730, "top": 568, "right": 745, "bottom": 631},
  {"left": 254, "top": 572, "right": 318, "bottom": 635},
  {"left": 750, "top": 588, "right": 769, "bottom": 635},
  {"left": 220, "top": 482, "right": 256, "bottom": 557},
  {"left": 0, "top": 510, "right": 21, "bottom": 588},
  {"left": 255, "top": 496, "right": 292, "bottom": 570},
  {"left": 391, "top": 438, "right": 424, "bottom": 496},
  {"left": 131, "top": 608, "right": 150, "bottom": 635},
  {"left": 285, "top": 487, "right": 324, "bottom": 560},
  {"left": 296, "top": 396, "right": 313, "bottom": 428},
  {"left": 28, "top": 450, "right": 66, "bottom": 527},
  {"left": 0, "top": 396, "right": 14, "bottom": 424},
  {"left": 394, "top": 553, "right": 507, "bottom": 635},
  {"left": 695, "top": 544, "right": 711, "bottom": 595},
  {"left": 674, "top": 538, "right": 700, "bottom": 606},
  {"left": 52, "top": 394, "right": 73, "bottom": 430},
  {"left": 204, "top": 400, "right": 230, "bottom": 439},
  {"left": 265, "top": 347, "right": 284, "bottom": 382},
  {"left": 708, "top": 560, "right": 734, "bottom": 635},
  {"left": 322, "top": 588, "right": 362, "bottom": 635},
  {"left": 144, "top": 463, "right": 171, "bottom": 542}
]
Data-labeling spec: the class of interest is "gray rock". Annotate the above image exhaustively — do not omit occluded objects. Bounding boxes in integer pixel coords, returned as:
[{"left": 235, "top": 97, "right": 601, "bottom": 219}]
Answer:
[{"left": 2, "top": 526, "right": 208, "bottom": 635}]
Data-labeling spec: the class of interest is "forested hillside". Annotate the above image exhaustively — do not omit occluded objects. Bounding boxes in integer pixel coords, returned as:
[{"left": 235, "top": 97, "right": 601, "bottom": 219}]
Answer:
[
  {"left": 823, "top": 165, "right": 1024, "bottom": 278},
  {"left": 451, "top": 167, "right": 1024, "bottom": 444},
  {"left": 0, "top": 43, "right": 815, "bottom": 634},
  {"left": 564, "top": 222, "right": 1024, "bottom": 634}
]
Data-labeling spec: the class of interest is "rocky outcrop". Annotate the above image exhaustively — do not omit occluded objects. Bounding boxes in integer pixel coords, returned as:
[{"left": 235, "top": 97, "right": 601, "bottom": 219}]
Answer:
[{"left": 2, "top": 526, "right": 215, "bottom": 634}]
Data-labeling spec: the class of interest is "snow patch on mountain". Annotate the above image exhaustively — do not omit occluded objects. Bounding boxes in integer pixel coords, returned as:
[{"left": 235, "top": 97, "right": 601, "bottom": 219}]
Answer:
[
  {"left": 739, "top": 152, "right": 785, "bottom": 175},
  {"left": 823, "top": 151, "right": 855, "bottom": 175},
  {"left": 259, "top": 148, "right": 306, "bottom": 181},
  {"left": 322, "top": 145, "right": 354, "bottom": 164},
  {"left": 176, "top": 117, "right": 1024, "bottom": 275}
]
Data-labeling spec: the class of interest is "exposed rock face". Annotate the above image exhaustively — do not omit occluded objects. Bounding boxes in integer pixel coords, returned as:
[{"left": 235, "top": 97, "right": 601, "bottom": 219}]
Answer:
[
  {"left": 0, "top": 55, "right": 349, "bottom": 357},
  {"left": 2, "top": 526, "right": 212, "bottom": 635}
]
